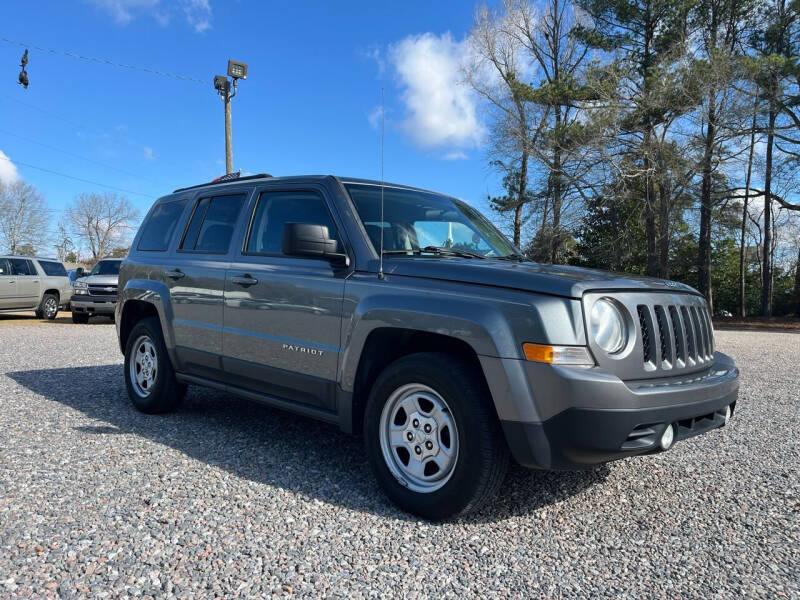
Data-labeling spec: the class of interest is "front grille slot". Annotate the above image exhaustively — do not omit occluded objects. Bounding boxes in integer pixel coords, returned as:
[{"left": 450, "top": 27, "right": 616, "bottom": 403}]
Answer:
[
  {"left": 654, "top": 305, "right": 671, "bottom": 366},
  {"left": 692, "top": 307, "right": 708, "bottom": 359},
  {"left": 668, "top": 306, "right": 685, "bottom": 365},
  {"left": 700, "top": 307, "right": 714, "bottom": 355},
  {"left": 681, "top": 306, "right": 696, "bottom": 361},
  {"left": 637, "top": 305, "right": 654, "bottom": 364}
]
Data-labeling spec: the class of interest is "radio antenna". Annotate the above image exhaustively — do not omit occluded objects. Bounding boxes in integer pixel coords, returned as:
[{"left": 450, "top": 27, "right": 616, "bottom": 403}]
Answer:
[{"left": 378, "top": 87, "right": 386, "bottom": 280}]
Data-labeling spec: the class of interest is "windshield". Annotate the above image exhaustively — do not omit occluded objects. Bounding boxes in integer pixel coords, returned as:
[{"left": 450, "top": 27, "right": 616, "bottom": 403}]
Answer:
[
  {"left": 90, "top": 260, "right": 121, "bottom": 276},
  {"left": 344, "top": 183, "right": 518, "bottom": 258}
]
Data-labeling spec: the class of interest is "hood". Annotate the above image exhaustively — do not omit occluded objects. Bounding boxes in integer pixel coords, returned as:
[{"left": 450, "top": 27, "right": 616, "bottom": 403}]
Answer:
[
  {"left": 381, "top": 257, "right": 700, "bottom": 299},
  {"left": 78, "top": 274, "right": 118, "bottom": 285}
]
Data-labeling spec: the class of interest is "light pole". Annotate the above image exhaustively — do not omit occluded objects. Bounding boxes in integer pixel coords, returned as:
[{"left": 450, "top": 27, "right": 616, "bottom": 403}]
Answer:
[{"left": 214, "top": 60, "right": 248, "bottom": 174}]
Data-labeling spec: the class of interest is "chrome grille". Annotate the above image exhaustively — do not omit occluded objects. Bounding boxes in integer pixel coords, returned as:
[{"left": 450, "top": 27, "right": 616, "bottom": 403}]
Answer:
[
  {"left": 88, "top": 284, "right": 118, "bottom": 297},
  {"left": 584, "top": 292, "right": 715, "bottom": 381}
]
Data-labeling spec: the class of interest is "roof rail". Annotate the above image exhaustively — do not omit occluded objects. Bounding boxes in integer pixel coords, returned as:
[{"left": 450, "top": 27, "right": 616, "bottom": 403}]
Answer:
[{"left": 173, "top": 172, "right": 273, "bottom": 193}]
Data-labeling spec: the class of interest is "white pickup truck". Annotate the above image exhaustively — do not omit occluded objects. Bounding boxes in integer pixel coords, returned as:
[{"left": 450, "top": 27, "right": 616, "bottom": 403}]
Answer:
[{"left": 0, "top": 256, "right": 72, "bottom": 320}]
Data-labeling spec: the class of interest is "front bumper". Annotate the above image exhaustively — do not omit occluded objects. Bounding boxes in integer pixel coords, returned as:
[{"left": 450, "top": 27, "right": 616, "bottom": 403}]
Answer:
[
  {"left": 70, "top": 295, "right": 117, "bottom": 315},
  {"left": 492, "top": 352, "right": 739, "bottom": 470}
]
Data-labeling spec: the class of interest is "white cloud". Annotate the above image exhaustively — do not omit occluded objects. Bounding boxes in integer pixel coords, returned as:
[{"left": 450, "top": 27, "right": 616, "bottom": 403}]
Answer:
[
  {"left": 361, "top": 45, "right": 386, "bottom": 76},
  {"left": 442, "top": 151, "right": 468, "bottom": 160},
  {"left": 87, "top": 0, "right": 211, "bottom": 32},
  {"left": 367, "top": 106, "right": 384, "bottom": 131},
  {"left": 389, "top": 32, "right": 482, "bottom": 149},
  {"left": 181, "top": 0, "right": 211, "bottom": 33},
  {"left": 0, "top": 150, "right": 19, "bottom": 185},
  {"left": 143, "top": 146, "right": 155, "bottom": 160}
]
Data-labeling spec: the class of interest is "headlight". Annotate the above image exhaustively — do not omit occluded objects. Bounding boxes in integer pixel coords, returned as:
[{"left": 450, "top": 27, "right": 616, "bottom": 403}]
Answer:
[
  {"left": 590, "top": 298, "right": 627, "bottom": 354},
  {"left": 74, "top": 281, "right": 88, "bottom": 289}
]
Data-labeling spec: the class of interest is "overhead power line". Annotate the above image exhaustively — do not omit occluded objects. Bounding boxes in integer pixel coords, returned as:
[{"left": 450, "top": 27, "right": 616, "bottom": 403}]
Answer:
[
  {"left": 0, "top": 36, "right": 206, "bottom": 85},
  {"left": 0, "top": 128, "right": 157, "bottom": 184},
  {"left": 0, "top": 155, "right": 155, "bottom": 198}
]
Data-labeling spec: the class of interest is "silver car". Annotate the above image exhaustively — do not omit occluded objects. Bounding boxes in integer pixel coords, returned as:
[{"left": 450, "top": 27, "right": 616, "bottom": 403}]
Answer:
[
  {"left": 70, "top": 258, "right": 122, "bottom": 323},
  {"left": 0, "top": 256, "right": 72, "bottom": 320}
]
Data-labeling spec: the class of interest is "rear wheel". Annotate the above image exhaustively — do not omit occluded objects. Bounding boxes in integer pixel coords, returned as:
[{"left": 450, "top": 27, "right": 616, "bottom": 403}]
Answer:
[
  {"left": 364, "top": 353, "right": 509, "bottom": 520},
  {"left": 38, "top": 293, "right": 59, "bottom": 320},
  {"left": 72, "top": 313, "right": 89, "bottom": 324},
  {"left": 124, "top": 317, "right": 186, "bottom": 413}
]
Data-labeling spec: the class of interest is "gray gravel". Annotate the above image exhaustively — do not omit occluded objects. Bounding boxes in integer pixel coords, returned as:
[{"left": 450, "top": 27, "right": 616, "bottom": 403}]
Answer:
[{"left": 0, "top": 324, "right": 798, "bottom": 599}]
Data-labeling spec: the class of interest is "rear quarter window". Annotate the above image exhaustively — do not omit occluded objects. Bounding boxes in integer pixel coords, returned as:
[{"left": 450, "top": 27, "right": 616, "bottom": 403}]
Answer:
[
  {"left": 38, "top": 261, "right": 67, "bottom": 277},
  {"left": 137, "top": 199, "right": 188, "bottom": 251}
]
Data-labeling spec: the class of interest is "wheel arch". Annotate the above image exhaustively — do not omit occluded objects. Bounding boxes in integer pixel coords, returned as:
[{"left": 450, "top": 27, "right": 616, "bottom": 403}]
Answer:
[
  {"left": 346, "top": 327, "right": 491, "bottom": 435},
  {"left": 118, "top": 279, "right": 176, "bottom": 364},
  {"left": 42, "top": 289, "right": 61, "bottom": 302}
]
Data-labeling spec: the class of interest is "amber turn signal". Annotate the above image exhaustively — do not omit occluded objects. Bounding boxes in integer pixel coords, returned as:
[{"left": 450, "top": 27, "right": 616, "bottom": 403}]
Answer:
[{"left": 522, "top": 343, "right": 594, "bottom": 366}]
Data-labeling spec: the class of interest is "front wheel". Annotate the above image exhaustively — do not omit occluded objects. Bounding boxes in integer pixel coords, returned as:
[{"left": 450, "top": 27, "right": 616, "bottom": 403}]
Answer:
[
  {"left": 364, "top": 353, "right": 509, "bottom": 520},
  {"left": 124, "top": 317, "right": 186, "bottom": 414}
]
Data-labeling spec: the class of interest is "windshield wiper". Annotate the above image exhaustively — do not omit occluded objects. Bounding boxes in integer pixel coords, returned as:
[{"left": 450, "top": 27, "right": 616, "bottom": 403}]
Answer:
[
  {"left": 496, "top": 253, "right": 526, "bottom": 262},
  {"left": 420, "top": 246, "right": 486, "bottom": 259},
  {"left": 381, "top": 247, "right": 487, "bottom": 259}
]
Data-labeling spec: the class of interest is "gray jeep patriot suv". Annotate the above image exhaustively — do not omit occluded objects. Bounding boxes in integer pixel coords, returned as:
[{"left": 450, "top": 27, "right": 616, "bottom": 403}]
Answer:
[{"left": 117, "top": 174, "right": 739, "bottom": 519}]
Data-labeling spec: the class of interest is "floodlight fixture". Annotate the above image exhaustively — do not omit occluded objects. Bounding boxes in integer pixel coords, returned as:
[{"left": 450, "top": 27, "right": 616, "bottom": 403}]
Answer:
[{"left": 227, "top": 60, "right": 248, "bottom": 80}]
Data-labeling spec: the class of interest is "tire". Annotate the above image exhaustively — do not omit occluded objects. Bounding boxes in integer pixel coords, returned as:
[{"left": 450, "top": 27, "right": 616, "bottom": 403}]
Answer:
[
  {"left": 38, "top": 293, "right": 59, "bottom": 320},
  {"left": 364, "top": 353, "right": 510, "bottom": 520},
  {"left": 123, "top": 317, "right": 186, "bottom": 414},
  {"left": 72, "top": 313, "right": 90, "bottom": 324}
]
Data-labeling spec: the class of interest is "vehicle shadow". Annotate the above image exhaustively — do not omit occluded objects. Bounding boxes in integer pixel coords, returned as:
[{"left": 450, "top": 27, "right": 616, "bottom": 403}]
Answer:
[
  {"left": 0, "top": 313, "right": 113, "bottom": 325},
  {"left": 6, "top": 365, "right": 608, "bottom": 523}
]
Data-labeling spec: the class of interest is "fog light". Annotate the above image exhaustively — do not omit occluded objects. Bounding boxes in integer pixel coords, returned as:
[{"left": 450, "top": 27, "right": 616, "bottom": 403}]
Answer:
[
  {"left": 724, "top": 405, "right": 732, "bottom": 425},
  {"left": 659, "top": 424, "right": 675, "bottom": 450}
]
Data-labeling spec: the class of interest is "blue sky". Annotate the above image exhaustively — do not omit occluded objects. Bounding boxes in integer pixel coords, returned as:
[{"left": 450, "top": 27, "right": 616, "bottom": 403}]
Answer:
[{"left": 0, "top": 0, "right": 503, "bottom": 236}]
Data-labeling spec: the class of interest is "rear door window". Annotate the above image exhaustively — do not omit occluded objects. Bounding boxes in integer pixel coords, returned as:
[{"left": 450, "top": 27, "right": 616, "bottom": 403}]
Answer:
[
  {"left": 179, "top": 194, "right": 246, "bottom": 254},
  {"left": 38, "top": 260, "right": 67, "bottom": 277},
  {"left": 9, "top": 259, "right": 34, "bottom": 276},
  {"left": 137, "top": 199, "right": 188, "bottom": 251}
]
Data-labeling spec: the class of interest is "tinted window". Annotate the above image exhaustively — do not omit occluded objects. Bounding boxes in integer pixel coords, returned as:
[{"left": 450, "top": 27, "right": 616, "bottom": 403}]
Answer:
[
  {"left": 137, "top": 199, "right": 188, "bottom": 251},
  {"left": 180, "top": 198, "right": 210, "bottom": 251},
  {"left": 0, "top": 258, "right": 10, "bottom": 275},
  {"left": 90, "top": 260, "right": 121, "bottom": 276},
  {"left": 9, "top": 258, "right": 34, "bottom": 275},
  {"left": 180, "top": 194, "right": 245, "bottom": 253},
  {"left": 38, "top": 260, "right": 67, "bottom": 277},
  {"left": 246, "top": 191, "right": 338, "bottom": 255}
]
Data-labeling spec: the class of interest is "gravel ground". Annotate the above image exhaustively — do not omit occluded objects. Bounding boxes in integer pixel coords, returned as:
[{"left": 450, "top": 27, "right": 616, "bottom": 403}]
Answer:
[{"left": 0, "top": 324, "right": 797, "bottom": 599}]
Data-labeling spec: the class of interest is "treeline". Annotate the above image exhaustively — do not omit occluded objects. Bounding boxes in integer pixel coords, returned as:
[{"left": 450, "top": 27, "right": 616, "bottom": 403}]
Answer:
[
  {"left": 467, "top": 0, "right": 800, "bottom": 316},
  {"left": 0, "top": 181, "right": 138, "bottom": 265}
]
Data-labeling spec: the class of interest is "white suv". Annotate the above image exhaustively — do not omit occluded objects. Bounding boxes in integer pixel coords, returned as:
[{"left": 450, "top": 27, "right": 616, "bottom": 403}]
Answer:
[{"left": 0, "top": 256, "right": 72, "bottom": 320}]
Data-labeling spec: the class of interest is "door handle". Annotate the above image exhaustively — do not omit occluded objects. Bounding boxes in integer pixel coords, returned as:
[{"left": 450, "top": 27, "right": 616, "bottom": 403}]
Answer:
[
  {"left": 166, "top": 269, "right": 185, "bottom": 280},
  {"left": 231, "top": 275, "right": 258, "bottom": 287}
]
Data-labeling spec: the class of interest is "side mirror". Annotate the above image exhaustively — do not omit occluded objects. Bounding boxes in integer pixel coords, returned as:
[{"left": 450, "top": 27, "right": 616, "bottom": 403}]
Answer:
[
  {"left": 75, "top": 268, "right": 85, "bottom": 278},
  {"left": 282, "top": 223, "right": 350, "bottom": 267}
]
